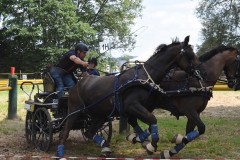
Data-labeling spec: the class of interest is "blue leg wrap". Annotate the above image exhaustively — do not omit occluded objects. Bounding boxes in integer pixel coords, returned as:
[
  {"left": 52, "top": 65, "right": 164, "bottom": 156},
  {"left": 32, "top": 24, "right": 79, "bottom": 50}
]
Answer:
[
  {"left": 134, "top": 125, "right": 144, "bottom": 135},
  {"left": 174, "top": 143, "right": 185, "bottom": 153},
  {"left": 57, "top": 145, "right": 64, "bottom": 157},
  {"left": 138, "top": 129, "right": 150, "bottom": 142},
  {"left": 150, "top": 124, "right": 159, "bottom": 141},
  {"left": 186, "top": 130, "right": 199, "bottom": 142},
  {"left": 93, "top": 135, "right": 105, "bottom": 147}
]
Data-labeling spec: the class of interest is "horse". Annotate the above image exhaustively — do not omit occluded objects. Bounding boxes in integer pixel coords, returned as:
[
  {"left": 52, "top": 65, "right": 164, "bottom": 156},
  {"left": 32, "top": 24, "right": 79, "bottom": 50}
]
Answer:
[
  {"left": 125, "top": 45, "right": 240, "bottom": 158},
  {"left": 57, "top": 36, "right": 201, "bottom": 157}
]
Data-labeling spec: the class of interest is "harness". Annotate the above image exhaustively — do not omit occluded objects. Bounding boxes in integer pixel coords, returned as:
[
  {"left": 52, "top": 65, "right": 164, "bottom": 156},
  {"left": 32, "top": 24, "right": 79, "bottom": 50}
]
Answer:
[
  {"left": 112, "top": 63, "right": 212, "bottom": 119},
  {"left": 224, "top": 55, "right": 240, "bottom": 90},
  {"left": 56, "top": 62, "right": 211, "bottom": 129},
  {"left": 233, "top": 55, "right": 240, "bottom": 90}
]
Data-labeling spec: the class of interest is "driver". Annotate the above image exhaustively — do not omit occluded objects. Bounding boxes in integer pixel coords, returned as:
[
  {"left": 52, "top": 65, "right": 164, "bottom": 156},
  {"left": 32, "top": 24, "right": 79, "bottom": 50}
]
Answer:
[{"left": 49, "top": 42, "right": 89, "bottom": 98}]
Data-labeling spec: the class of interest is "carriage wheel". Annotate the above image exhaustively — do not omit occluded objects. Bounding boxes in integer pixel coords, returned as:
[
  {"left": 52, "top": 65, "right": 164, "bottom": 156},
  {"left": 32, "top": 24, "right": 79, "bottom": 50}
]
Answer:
[
  {"left": 25, "top": 111, "right": 33, "bottom": 143},
  {"left": 32, "top": 107, "right": 53, "bottom": 151},
  {"left": 81, "top": 118, "right": 112, "bottom": 143},
  {"left": 96, "top": 119, "right": 112, "bottom": 143}
]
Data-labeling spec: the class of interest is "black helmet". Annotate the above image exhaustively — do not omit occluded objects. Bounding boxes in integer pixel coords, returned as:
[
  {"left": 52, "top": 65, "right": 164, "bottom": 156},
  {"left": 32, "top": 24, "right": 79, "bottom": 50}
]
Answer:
[
  {"left": 88, "top": 57, "right": 98, "bottom": 66},
  {"left": 75, "top": 42, "right": 89, "bottom": 53}
]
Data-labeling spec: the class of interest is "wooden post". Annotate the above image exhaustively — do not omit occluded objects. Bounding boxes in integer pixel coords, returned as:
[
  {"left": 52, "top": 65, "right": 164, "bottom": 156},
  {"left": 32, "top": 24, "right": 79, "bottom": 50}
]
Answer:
[
  {"left": 119, "top": 116, "right": 130, "bottom": 134},
  {"left": 8, "top": 73, "right": 18, "bottom": 119}
]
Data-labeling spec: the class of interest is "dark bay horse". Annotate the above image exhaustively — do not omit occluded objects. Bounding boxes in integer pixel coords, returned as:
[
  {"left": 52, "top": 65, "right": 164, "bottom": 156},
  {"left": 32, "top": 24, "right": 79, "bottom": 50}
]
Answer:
[
  {"left": 126, "top": 45, "right": 240, "bottom": 158},
  {"left": 57, "top": 36, "right": 200, "bottom": 156}
]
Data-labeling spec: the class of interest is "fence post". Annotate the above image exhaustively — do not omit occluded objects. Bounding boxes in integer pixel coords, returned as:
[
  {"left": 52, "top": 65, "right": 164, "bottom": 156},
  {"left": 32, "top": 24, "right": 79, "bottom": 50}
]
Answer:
[{"left": 8, "top": 75, "right": 18, "bottom": 119}]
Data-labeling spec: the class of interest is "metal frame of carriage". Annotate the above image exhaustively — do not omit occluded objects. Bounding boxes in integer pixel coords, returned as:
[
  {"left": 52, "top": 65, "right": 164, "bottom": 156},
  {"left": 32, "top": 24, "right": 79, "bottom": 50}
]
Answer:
[{"left": 21, "top": 72, "right": 113, "bottom": 152}]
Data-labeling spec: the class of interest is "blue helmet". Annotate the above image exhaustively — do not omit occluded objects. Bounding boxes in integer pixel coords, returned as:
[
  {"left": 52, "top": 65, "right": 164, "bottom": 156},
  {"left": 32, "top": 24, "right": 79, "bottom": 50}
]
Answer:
[{"left": 75, "top": 42, "right": 89, "bottom": 53}]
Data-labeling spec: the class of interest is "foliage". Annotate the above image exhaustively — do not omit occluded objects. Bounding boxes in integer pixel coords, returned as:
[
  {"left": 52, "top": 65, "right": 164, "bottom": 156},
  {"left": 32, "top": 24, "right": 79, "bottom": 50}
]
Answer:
[
  {"left": 0, "top": 0, "right": 143, "bottom": 72},
  {"left": 196, "top": 0, "right": 240, "bottom": 55}
]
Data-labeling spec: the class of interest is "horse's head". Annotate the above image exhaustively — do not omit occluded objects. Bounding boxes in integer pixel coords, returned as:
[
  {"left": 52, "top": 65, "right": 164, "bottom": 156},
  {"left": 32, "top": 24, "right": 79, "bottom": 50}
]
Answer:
[
  {"left": 144, "top": 36, "right": 200, "bottom": 82},
  {"left": 170, "top": 36, "right": 199, "bottom": 75},
  {"left": 224, "top": 49, "right": 240, "bottom": 90}
]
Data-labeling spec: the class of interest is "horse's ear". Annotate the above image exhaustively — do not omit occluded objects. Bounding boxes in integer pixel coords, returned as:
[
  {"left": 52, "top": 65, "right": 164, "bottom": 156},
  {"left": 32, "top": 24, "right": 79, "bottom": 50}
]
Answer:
[{"left": 183, "top": 35, "right": 190, "bottom": 46}]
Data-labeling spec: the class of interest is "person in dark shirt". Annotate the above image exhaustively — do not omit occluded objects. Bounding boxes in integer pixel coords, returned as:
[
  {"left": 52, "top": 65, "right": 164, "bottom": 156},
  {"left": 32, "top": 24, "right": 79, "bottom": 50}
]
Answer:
[
  {"left": 87, "top": 57, "right": 100, "bottom": 76},
  {"left": 49, "top": 42, "right": 89, "bottom": 98}
]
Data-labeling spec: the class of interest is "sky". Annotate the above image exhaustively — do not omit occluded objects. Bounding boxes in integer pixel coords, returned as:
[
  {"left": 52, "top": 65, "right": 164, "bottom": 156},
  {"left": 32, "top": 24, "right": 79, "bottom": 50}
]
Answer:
[
  {"left": 0, "top": 0, "right": 202, "bottom": 62},
  {"left": 118, "top": 0, "right": 202, "bottom": 61}
]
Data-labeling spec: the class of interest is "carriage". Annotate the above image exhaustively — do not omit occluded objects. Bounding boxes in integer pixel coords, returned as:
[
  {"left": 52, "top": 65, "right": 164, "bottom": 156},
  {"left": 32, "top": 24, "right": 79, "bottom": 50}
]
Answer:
[
  {"left": 20, "top": 36, "right": 240, "bottom": 158},
  {"left": 20, "top": 72, "right": 113, "bottom": 152}
]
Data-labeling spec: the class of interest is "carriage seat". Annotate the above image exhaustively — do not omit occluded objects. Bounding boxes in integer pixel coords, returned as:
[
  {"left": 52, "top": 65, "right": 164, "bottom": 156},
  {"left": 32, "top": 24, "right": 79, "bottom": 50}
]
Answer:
[
  {"left": 37, "top": 72, "right": 69, "bottom": 99},
  {"left": 36, "top": 72, "right": 56, "bottom": 98}
]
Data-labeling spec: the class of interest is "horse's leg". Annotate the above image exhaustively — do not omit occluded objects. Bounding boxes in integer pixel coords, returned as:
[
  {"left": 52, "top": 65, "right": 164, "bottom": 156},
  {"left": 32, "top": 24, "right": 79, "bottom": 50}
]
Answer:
[
  {"left": 126, "top": 105, "right": 159, "bottom": 155},
  {"left": 84, "top": 117, "right": 112, "bottom": 157},
  {"left": 186, "top": 117, "right": 197, "bottom": 134},
  {"left": 57, "top": 88, "right": 84, "bottom": 157},
  {"left": 161, "top": 110, "right": 205, "bottom": 158},
  {"left": 170, "top": 117, "right": 196, "bottom": 144},
  {"left": 57, "top": 114, "right": 77, "bottom": 157},
  {"left": 126, "top": 117, "right": 151, "bottom": 145}
]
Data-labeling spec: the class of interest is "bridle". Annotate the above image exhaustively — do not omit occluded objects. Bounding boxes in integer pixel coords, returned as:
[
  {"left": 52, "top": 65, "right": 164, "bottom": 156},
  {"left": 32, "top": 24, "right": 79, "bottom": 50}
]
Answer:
[
  {"left": 224, "top": 54, "right": 240, "bottom": 90},
  {"left": 147, "top": 43, "right": 200, "bottom": 76},
  {"left": 179, "top": 43, "right": 204, "bottom": 81},
  {"left": 142, "top": 43, "right": 203, "bottom": 87}
]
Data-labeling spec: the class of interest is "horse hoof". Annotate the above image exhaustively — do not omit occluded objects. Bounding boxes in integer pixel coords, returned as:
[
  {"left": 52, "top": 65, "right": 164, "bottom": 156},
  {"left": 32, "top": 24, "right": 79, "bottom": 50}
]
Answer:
[
  {"left": 145, "top": 142, "right": 157, "bottom": 155},
  {"left": 100, "top": 152, "right": 111, "bottom": 157},
  {"left": 101, "top": 147, "right": 112, "bottom": 157},
  {"left": 141, "top": 140, "right": 150, "bottom": 148},
  {"left": 126, "top": 133, "right": 137, "bottom": 144},
  {"left": 171, "top": 134, "right": 184, "bottom": 144},
  {"left": 146, "top": 150, "right": 154, "bottom": 155},
  {"left": 160, "top": 150, "right": 171, "bottom": 159}
]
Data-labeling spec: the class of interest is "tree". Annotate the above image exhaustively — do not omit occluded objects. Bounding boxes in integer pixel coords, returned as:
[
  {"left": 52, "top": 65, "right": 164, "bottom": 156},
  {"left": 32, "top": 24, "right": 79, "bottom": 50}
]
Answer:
[
  {"left": 196, "top": 0, "right": 240, "bottom": 55},
  {"left": 0, "top": 0, "right": 143, "bottom": 72}
]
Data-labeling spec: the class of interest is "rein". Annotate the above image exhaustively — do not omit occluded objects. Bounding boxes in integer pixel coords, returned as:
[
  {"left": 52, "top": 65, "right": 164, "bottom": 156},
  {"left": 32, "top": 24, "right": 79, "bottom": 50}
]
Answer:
[
  {"left": 224, "top": 54, "right": 240, "bottom": 90},
  {"left": 225, "top": 55, "right": 240, "bottom": 78},
  {"left": 56, "top": 44, "right": 209, "bottom": 127}
]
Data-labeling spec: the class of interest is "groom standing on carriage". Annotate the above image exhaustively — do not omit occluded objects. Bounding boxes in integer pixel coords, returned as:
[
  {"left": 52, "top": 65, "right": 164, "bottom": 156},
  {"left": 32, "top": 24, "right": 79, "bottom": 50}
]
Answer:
[
  {"left": 49, "top": 42, "right": 89, "bottom": 98},
  {"left": 87, "top": 57, "right": 100, "bottom": 76}
]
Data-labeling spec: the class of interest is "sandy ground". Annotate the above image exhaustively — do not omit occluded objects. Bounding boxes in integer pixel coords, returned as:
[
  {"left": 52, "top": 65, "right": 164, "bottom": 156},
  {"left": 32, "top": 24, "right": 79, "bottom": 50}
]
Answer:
[
  {"left": 0, "top": 91, "right": 239, "bottom": 159},
  {"left": 202, "top": 91, "right": 240, "bottom": 117}
]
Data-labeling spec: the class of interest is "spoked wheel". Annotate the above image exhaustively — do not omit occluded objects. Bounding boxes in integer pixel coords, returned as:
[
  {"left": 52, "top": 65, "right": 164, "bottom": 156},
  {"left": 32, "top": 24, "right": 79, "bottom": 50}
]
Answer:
[
  {"left": 81, "top": 117, "right": 113, "bottom": 143},
  {"left": 25, "top": 111, "right": 33, "bottom": 143},
  {"left": 80, "top": 116, "right": 92, "bottom": 141},
  {"left": 96, "top": 119, "right": 112, "bottom": 143},
  {"left": 32, "top": 107, "right": 53, "bottom": 151}
]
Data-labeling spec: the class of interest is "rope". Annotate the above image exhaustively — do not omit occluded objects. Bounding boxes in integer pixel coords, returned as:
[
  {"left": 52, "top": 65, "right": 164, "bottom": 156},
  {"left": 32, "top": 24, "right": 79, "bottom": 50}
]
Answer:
[{"left": 137, "top": 64, "right": 163, "bottom": 92}]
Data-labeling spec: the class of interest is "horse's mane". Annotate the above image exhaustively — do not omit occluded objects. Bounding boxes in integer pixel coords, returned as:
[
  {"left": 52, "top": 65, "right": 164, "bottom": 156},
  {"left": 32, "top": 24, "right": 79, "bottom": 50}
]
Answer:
[
  {"left": 149, "top": 38, "right": 181, "bottom": 59},
  {"left": 199, "top": 45, "right": 237, "bottom": 62}
]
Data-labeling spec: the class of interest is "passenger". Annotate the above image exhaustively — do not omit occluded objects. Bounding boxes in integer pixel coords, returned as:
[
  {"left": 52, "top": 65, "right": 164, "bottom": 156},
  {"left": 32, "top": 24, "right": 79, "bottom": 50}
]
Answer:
[
  {"left": 87, "top": 57, "right": 100, "bottom": 76},
  {"left": 120, "top": 63, "right": 131, "bottom": 72},
  {"left": 49, "top": 42, "right": 89, "bottom": 98}
]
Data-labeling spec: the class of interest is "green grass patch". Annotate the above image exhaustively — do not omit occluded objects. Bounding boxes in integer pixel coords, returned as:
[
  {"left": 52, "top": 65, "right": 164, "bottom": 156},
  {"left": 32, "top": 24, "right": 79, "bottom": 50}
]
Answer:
[
  {"left": 0, "top": 85, "right": 42, "bottom": 121},
  {"left": 0, "top": 87, "right": 240, "bottom": 158}
]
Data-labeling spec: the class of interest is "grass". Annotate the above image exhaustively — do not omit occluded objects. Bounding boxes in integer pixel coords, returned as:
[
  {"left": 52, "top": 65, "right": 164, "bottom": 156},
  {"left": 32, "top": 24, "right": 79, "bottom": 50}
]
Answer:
[
  {"left": 0, "top": 85, "right": 43, "bottom": 121},
  {"left": 103, "top": 116, "right": 240, "bottom": 159},
  {"left": 0, "top": 89, "right": 240, "bottom": 158}
]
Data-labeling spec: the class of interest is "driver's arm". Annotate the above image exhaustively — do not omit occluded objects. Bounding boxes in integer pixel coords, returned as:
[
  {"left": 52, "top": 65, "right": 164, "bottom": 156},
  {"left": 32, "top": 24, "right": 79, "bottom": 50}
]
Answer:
[{"left": 69, "top": 55, "right": 88, "bottom": 67}]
